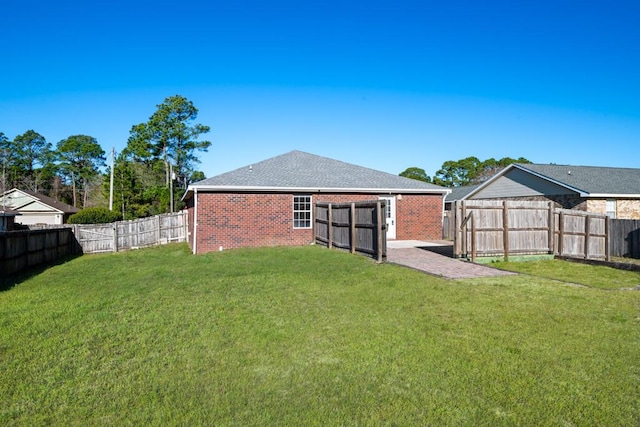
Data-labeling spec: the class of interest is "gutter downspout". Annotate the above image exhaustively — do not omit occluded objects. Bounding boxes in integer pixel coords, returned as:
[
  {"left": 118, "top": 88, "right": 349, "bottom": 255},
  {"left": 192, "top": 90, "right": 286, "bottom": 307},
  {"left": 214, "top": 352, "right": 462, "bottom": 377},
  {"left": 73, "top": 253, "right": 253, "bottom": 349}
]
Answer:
[{"left": 193, "top": 188, "right": 198, "bottom": 255}]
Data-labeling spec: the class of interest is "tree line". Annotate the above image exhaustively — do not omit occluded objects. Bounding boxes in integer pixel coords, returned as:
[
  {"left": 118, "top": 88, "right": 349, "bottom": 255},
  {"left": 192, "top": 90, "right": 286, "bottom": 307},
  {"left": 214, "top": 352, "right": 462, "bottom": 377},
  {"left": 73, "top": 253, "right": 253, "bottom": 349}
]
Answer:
[
  {"left": 400, "top": 156, "right": 531, "bottom": 187},
  {"left": 1, "top": 95, "right": 211, "bottom": 220}
]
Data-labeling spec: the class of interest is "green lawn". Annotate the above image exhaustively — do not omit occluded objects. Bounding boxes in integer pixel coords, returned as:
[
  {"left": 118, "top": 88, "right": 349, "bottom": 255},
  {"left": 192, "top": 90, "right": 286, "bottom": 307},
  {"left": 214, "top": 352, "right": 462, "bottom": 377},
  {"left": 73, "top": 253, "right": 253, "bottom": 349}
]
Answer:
[
  {"left": 491, "top": 258, "right": 640, "bottom": 290},
  {"left": 1, "top": 244, "right": 639, "bottom": 426}
]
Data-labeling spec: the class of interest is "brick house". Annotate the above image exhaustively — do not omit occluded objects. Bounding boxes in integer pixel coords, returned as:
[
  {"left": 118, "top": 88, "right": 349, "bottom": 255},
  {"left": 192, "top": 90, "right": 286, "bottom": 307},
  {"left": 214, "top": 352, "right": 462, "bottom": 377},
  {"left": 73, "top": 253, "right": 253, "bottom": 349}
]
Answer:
[
  {"left": 183, "top": 150, "right": 450, "bottom": 254},
  {"left": 460, "top": 163, "right": 640, "bottom": 219}
]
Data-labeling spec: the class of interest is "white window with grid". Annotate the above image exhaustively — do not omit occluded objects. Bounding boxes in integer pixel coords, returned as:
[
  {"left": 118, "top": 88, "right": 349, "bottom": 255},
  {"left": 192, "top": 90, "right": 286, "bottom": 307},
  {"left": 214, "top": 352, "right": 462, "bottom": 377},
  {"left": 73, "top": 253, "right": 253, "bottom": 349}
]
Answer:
[
  {"left": 293, "top": 195, "right": 312, "bottom": 228},
  {"left": 606, "top": 199, "right": 616, "bottom": 219}
]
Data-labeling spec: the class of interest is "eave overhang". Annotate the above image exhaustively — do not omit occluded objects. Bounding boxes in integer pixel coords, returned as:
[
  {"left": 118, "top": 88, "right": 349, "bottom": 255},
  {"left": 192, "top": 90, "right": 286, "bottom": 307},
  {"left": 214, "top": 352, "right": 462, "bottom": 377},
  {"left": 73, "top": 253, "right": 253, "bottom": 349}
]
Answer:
[{"left": 182, "top": 185, "right": 451, "bottom": 201}]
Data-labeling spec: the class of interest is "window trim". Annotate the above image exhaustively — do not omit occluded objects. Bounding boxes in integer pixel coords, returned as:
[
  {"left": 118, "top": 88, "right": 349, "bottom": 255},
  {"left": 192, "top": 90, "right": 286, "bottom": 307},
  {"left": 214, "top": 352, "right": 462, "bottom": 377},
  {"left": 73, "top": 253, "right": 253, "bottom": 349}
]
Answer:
[
  {"left": 605, "top": 199, "right": 616, "bottom": 219},
  {"left": 293, "top": 195, "right": 312, "bottom": 229}
]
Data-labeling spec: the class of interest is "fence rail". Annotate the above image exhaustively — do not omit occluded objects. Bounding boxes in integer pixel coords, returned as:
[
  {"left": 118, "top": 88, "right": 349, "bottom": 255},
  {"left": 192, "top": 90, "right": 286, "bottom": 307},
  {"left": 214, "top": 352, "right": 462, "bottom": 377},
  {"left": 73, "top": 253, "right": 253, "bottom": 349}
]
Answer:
[
  {"left": 453, "top": 201, "right": 609, "bottom": 261},
  {"left": 314, "top": 201, "right": 386, "bottom": 262}
]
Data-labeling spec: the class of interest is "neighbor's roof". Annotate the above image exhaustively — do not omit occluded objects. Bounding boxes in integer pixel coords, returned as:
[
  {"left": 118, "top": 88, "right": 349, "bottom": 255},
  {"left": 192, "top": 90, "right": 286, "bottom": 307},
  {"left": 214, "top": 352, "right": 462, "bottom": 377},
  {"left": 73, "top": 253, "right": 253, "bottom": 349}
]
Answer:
[
  {"left": 469, "top": 163, "right": 640, "bottom": 198},
  {"left": 3, "top": 189, "right": 80, "bottom": 214},
  {"left": 444, "top": 185, "right": 480, "bottom": 202},
  {"left": 185, "top": 150, "right": 449, "bottom": 198}
]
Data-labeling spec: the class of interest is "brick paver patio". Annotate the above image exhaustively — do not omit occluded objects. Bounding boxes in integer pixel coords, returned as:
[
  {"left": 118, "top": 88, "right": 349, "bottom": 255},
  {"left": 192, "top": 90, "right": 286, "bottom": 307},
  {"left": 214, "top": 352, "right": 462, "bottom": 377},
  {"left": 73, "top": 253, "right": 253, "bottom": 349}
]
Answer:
[{"left": 386, "top": 241, "right": 517, "bottom": 279}]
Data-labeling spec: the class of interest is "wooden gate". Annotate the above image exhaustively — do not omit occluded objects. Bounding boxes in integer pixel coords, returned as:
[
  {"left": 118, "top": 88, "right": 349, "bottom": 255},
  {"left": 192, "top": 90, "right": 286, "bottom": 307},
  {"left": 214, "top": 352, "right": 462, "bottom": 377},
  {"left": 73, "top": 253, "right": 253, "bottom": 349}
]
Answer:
[{"left": 314, "top": 201, "right": 386, "bottom": 262}]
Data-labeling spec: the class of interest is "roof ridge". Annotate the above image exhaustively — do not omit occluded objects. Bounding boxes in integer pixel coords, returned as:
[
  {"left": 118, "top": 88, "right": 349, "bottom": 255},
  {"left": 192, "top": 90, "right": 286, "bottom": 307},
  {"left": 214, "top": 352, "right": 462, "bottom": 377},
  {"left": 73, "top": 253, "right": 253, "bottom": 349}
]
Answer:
[{"left": 188, "top": 150, "right": 449, "bottom": 194}]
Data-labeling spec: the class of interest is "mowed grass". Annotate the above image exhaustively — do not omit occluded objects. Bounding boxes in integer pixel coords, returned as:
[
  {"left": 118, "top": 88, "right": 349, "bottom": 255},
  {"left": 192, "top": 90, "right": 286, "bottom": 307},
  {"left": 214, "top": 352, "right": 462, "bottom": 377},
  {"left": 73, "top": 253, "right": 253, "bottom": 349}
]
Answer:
[
  {"left": 491, "top": 258, "right": 640, "bottom": 290},
  {"left": 1, "top": 244, "right": 639, "bottom": 426}
]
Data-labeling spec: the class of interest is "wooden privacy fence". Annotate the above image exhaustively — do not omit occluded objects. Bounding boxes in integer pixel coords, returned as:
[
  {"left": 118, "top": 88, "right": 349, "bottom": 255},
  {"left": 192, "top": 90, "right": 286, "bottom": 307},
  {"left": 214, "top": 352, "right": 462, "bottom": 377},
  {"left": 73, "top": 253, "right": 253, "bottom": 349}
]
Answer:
[
  {"left": 454, "top": 200, "right": 609, "bottom": 261},
  {"left": 442, "top": 210, "right": 455, "bottom": 241},
  {"left": 0, "top": 228, "right": 81, "bottom": 277},
  {"left": 314, "top": 201, "right": 386, "bottom": 262},
  {"left": 609, "top": 219, "right": 640, "bottom": 259},
  {"left": 32, "top": 211, "right": 188, "bottom": 254},
  {"left": 71, "top": 212, "right": 188, "bottom": 253}
]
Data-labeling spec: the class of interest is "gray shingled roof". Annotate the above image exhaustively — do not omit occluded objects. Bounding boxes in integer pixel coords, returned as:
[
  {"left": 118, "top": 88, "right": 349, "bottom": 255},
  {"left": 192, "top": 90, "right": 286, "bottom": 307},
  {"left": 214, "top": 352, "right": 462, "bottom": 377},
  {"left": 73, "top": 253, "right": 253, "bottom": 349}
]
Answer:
[
  {"left": 20, "top": 190, "right": 80, "bottom": 214},
  {"left": 189, "top": 150, "right": 448, "bottom": 193},
  {"left": 444, "top": 185, "right": 480, "bottom": 202},
  {"left": 516, "top": 163, "right": 640, "bottom": 195}
]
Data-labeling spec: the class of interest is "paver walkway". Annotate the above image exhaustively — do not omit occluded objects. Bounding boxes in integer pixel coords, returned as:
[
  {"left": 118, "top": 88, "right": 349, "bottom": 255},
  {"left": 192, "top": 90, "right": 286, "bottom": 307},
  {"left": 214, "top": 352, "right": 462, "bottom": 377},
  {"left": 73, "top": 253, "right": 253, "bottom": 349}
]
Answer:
[{"left": 386, "top": 241, "right": 517, "bottom": 279}]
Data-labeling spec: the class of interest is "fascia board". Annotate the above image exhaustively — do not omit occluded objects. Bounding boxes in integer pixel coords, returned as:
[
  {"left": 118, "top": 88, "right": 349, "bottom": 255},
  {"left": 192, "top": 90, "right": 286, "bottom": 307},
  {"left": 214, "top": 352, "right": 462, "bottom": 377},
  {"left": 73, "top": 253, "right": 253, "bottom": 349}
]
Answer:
[
  {"left": 187, "top": 185, "right": 451, "bottom": 195},
  {"left": 586, "top": 193, "right": 640, "bottom": 198}
]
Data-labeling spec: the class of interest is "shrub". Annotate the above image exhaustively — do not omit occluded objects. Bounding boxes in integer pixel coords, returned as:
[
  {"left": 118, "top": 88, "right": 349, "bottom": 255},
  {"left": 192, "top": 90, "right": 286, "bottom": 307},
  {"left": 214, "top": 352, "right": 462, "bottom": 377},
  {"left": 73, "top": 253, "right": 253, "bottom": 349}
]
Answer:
[{"left": 68, "top": 208, "right": 123, "bottom": 224}]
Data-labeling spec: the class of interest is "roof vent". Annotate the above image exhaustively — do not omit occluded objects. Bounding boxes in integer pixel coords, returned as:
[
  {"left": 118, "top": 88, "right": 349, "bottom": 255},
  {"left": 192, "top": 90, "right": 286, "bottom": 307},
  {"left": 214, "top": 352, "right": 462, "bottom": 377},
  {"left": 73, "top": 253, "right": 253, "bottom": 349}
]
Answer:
[
  {"left": 249, "top": 165, "right": 253, "bottom": 172},
  {"left": 567, "top": 170, "right": 571, "bottom": 175}
]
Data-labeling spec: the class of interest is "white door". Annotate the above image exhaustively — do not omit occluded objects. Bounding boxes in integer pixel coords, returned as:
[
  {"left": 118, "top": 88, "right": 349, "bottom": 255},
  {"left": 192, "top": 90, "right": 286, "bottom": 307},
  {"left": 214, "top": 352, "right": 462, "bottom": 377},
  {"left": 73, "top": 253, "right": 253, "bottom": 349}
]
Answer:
[{"left": 379, "top": 196, "right": 396, "bottom": 239}]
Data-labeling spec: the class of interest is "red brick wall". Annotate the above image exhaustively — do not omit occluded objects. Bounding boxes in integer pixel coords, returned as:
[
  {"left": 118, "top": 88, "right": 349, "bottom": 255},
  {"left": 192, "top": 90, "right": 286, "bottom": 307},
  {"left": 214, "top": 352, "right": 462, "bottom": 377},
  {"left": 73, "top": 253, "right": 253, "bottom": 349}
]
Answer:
[
  {"left": 395, "top": 194, "right": 444, "bottom": 240},
  {"left": 188, "top": 192, "right": 444, "bottom": 253}
]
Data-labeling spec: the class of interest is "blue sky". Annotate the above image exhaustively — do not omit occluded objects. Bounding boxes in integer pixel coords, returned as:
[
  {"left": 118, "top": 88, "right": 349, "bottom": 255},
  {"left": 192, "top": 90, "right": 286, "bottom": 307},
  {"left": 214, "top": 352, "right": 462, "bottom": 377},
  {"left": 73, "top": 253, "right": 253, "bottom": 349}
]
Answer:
[{"left": 1, "top": 0, "right": 639, "bottom": 180}]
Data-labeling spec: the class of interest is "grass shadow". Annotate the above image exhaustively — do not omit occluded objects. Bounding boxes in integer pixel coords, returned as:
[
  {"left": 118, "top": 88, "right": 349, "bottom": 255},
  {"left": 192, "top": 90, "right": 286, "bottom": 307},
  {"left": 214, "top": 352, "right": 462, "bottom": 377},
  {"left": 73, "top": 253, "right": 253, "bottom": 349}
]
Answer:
[{"left": 0, "top": 253, "right": 83, "bottom": 292}]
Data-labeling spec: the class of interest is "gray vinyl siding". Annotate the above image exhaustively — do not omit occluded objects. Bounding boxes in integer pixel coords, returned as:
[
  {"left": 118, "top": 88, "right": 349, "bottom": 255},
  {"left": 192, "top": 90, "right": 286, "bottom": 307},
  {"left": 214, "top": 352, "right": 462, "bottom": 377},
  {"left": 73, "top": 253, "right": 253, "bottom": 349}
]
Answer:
[{"left": 473, "top": 168, "right": 578, "bottom": 199}]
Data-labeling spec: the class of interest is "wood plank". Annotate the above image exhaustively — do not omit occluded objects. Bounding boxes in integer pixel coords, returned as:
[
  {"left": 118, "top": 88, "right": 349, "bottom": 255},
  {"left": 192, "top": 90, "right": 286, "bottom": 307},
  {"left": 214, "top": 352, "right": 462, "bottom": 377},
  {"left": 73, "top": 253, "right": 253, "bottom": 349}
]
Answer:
[
  {"left": 584, "top": 215, "right": 590, "bottom": 259},
  {"left": 547, "top": 201, "right": 555, "bottom": 254},
  {"left": 503, "top": 200, "right": 509, "bottom": 261},
  {"left": 350, "top": 203, "right": 356, "bottom": 254},
  {"left": 471, "top": 214, "right": 476, "bottom": 262},
  {"left": 377, "top": 200, "right": 383, "bottom": 263}
]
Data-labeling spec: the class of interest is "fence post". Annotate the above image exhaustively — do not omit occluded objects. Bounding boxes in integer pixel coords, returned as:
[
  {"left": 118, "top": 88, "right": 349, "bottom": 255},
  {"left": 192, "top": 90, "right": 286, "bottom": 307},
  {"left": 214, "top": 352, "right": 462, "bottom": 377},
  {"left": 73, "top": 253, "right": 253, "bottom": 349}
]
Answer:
[
  {"left": 156, "top": 215, "right": 161, "bottom": 244},
  {"left": 461, "top": 201, "right": 467, "bottom": 258},
  {"left": 327, "top": 204, "right": 333, "bottom": 249},
  {"left": 584, "top": 215, "right": 591, "bottom": 259},
  {"left": 558, "top": 212, "right": 564, "bottom": 256},
  {"left": 605, "top": 216, "right": 610, "bottom": 261},
  {"left": 350, "top": 203, "right": 356, "bottom": 254},
  {"left": 470, "top": 214, "right": 476, "bottom": 263},
  {"left": 453, "top": 202, "right": 460, "bottom": 257},
  {"left": 376, "top": 200, "right": 384, "bottom": 263},
  {"left": 312, "top": 205, "right": 317, "bottom": 244},
  {"left": 547, "top": 201, "right": 555, "bottom": 254},
  {"left": 502, "top": 200, "right": 509, "bottom": 261},
  {"left": 113, "top": 222, "right": 119, "bottom": 252}
]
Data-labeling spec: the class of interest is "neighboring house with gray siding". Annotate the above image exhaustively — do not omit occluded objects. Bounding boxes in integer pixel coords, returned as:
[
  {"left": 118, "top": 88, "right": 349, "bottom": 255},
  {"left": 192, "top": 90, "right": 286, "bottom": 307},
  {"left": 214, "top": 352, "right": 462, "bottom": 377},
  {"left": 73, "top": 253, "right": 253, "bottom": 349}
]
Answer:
[{"left": 459, "top": 163, "right": 640, "bottom": 219}]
